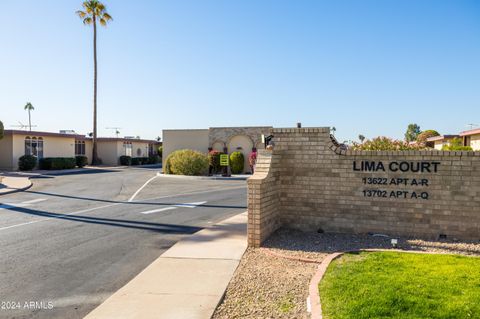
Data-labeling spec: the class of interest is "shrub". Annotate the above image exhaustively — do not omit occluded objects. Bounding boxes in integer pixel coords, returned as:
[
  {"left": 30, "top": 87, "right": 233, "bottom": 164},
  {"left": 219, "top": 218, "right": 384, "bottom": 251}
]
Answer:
[
  {"left": 158, "top": 146, "right": 163, "bottom": 158},
  {"left": 0, "top": 120, "right": 3, "bottom": 140},
  {"left": 248, "top": 151, "right": 257, "bottom": 173},
  {"left": 147, "top": 155, "right": 161, "bottom": 164},
  {"left": 229, "top": 151, "right": 244, "bottom": 174},
  {"left": 131, "top": 157, "right": 141, "bottom": 165},
  {"left": 76, "top": 156, "right": 88, "bottom": 168},
  {"left": 417, "top": 130, "right": 440, "bottom": 144},
  {"left": 119, "top": 155, "right": 132, "bottom": 166},
  {"left": 39, "top": 157, "right": 76, "bottom": 170},
  {"left": 442, "top": 138, "right": 473, "bottom": 151},
  {"left": 208, "top": 150, "right": 223, "bottom": 174},
  {"left": 18, "top": 155, "right": 37, "bottom": 171},
  {"left": 352, "top": 137, "right": 425, "bottom": 151},
  {"left": 166, "top": 149, "right": 209, "bottom": 176}
]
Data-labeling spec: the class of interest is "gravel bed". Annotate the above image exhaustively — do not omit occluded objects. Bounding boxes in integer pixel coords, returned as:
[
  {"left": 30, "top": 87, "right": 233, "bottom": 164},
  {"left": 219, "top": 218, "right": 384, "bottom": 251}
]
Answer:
[{"left": 213, "top": 228, "right": 480, "bottom": 319}]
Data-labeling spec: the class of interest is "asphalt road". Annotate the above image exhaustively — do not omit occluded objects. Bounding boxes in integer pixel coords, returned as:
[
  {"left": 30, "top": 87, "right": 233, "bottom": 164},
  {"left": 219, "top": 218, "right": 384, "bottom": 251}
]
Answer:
[{"left": 0, "top": 167, "right": 246, "bottom": 319}]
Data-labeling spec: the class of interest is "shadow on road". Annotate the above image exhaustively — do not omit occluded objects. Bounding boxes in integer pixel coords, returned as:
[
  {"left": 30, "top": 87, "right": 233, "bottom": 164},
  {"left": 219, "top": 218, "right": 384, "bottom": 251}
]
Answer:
[
  {"left": 19, "top": 189, "right": 247, "bottom": 210},
  {"left": 4, "top": 206, "right": 202, "bottom": 234}
]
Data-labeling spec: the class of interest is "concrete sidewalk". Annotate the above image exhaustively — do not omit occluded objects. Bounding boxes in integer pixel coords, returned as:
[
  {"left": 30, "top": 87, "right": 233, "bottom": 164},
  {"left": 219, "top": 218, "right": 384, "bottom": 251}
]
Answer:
[
  {"left": 0, "top": 176, "right": 32, "bottom": 195},
  {"left": 84, "top": 212, "right": 247, "bottom": 319}
]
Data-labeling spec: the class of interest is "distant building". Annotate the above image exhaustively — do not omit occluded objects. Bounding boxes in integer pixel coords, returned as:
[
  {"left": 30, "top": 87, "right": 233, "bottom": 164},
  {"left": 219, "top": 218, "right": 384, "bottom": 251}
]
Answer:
[
  {"left": 459, "top": 128, "right": 480, "bottom": 150},
  {"left": 162, "top": 126, "right": 272, "bottom": 173},
  {"left": 425, "top": 135, "right": 460, "bottom": 150},
  {"left": 0, "top": 130, "right": 160, "bottom": 170}
]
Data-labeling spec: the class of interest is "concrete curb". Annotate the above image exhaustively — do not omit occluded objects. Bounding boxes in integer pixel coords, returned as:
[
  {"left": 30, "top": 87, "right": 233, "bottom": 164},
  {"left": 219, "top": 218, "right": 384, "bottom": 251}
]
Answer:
[
  {"left": 0, "top": 176, "right": 33, "bottom": 196},
  {"left": 308, "top": 248, "right": 480, "bottom": 319},
  {"left": 158, "top": 173, "right": 249, "bottom": 181}
]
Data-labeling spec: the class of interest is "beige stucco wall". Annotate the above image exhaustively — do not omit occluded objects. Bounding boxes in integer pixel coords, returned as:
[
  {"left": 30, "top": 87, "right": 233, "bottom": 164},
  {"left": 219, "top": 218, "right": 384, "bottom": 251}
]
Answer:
[
  {"left": 162, "top": 129, "right": 209, "bottom": 169},
  {"left": 470, "top": 134, "right": 480, "bottom": 151},
  {"left": 131, "top": 141, "right": 150, "bottom": 157},
  {"left": 433, "top": 140, "right": 443, "bottom": 150},
  {"left": 97, "top": 140, "right": 121, "bottom": 166},
  {"left": 0, "top": 135, "right": 14, "bottom": 170},
  {"left": 10, "top": 134, "right": 75, "bottom": 170}
]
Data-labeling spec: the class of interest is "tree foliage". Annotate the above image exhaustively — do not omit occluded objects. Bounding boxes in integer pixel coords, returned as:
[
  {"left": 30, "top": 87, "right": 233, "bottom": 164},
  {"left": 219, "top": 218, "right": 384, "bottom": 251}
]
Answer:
[
  {"left": 405, "top": 124, "right": 421, "bottom": 142},
  {"left": 442, "top": 138, "right": 473, "bottom": 151},
  {"left": 353, "top": 136, "right": 425, "bottom": 151},
  {"left": 0, "top": 120, "right": 3, "bottom": 140},
  {"left": 417, "top": 130, "right": 440, "bottom": 144}
]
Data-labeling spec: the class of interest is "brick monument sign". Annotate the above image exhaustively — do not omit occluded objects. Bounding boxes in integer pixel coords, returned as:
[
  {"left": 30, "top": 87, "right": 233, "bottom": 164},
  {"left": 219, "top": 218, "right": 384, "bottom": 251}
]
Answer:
[{"left": 247, "top": 127, "right": 480, "bottom": 247}]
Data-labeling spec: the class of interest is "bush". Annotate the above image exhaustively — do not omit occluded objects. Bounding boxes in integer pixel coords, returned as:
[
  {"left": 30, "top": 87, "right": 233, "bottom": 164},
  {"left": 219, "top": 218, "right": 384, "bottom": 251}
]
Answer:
[
  {"left": 18, "top": 155, "right": 37, "bottom": 171},
  {"left": 165, "top": 149, "right": 209, "bottom": 176},
  {"left": 131, "top": 157, "right": 149, "bottom": 165},
  {"left": 158, "top": 146, "right": 163, "bottom": 158},
  {"left": 119, "top": 155, "right": 132, "bottom": 166},
  {"left": 229, "top": 151, "right": 244, "bottom": 174},
  {"left": 0, "top": 120, "right": 3, "bottom": 140},
  {"left": 147, "top": 155, "right": 161, "bottom": 164},
  {"left": 39, "top": 157, "right": 76, "bottom": 170},
  {"left": 76, "top": 156, "right": 88, "bottom": 168},
  {"left": 248, "top": 151, "right": 257, "bottom": 173},
  {"left": 442, "top": 138, "right": 473, "bottom": 151},
  {"left": 208, "top": 150, "right": 223, "bottom": 174},
  {"left": 352, "top": 137, "right": 425, "bottom": 151}
]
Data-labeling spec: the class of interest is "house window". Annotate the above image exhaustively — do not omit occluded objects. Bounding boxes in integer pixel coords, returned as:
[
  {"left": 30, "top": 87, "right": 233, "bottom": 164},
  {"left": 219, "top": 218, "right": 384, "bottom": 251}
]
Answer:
[
  {"left": 123, "top": 142, "right": 132, "bottom": 156},
  {"left": 25, "top": 136, "right": 44, "bottom": 158},
  {"left": 75, "top": 140, "right": 86, "bottom": 155}
]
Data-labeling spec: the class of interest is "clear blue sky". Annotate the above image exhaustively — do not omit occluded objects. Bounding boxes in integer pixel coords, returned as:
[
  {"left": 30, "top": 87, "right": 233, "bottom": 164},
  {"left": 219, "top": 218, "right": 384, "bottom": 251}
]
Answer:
[{"left": 1, "top": 0, "right": 479, "bottom": 142}]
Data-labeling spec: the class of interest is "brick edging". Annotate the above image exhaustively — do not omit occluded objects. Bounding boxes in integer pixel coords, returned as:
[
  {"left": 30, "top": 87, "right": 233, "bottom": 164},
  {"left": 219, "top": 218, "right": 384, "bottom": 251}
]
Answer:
[{"left": 308, "top": 249, "right": 480, "bottom": 319}]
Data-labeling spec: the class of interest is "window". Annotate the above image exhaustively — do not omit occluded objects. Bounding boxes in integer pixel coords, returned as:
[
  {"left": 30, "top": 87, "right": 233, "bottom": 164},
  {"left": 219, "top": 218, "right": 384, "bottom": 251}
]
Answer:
[
  {"left": 24, "top": 136, "right": 44, "bottom": 158},
  {"left": 123, "top": 142, "right": 132, "bottom": 156},
  {"left": 75, "top": 140, "right": 86, "bottom": 155}
]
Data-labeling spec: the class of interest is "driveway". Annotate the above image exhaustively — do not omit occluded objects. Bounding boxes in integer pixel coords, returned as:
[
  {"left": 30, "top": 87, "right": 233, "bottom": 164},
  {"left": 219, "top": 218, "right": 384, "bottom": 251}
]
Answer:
[{"left": 0, "top": 167, "right": 246, "bottom": 319}]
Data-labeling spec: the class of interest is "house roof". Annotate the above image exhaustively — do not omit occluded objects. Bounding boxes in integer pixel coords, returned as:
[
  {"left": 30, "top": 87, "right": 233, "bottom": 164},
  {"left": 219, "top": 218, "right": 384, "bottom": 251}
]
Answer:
[
  {"left": 4, "top": 130, "right": 85, "bottom": 139},
  {"left": 4, "top": 130, "right": 160, "bottom": 144},
  {"left": 459, "top": 128, "right": 480, "bottom": 137},
  {"left": 426, "top": 135, "right": 459, "bottom": 142}
]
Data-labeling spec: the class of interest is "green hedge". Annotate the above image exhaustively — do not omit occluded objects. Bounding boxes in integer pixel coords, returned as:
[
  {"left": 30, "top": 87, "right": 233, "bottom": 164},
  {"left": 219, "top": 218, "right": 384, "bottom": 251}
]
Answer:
[
  {"left": 131, "top": 157, "right": 149, "bottom": 165},
  {"left": 76, "top": 156, "right": 88, "bottom": 168},
  {"left": 165, "top": 149, "right": 209, "bottom": 176},
  {"left": 229, "top": 151, "right": 244, "bottom": 174},
  {"left": 119, "top": 155, "right": 132, "bottom": 166},
  {"left": 148, "top": 155, "right": 161, "bottom": 164},
  {"left": 39, "top": 157, "right": 76, "bottom": 170},
  {"left": 18, "top": 155, "right": 37, "bottom": 171}
]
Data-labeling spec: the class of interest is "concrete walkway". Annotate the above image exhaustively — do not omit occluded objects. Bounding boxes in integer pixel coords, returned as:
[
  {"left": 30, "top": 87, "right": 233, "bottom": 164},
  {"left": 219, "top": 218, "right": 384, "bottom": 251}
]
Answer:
[
  {"left": 0, "top": 176, "right": 32, "bottom": 195},
  {"left": 84, "top": 212, "right": 248, "bottom": 319}
]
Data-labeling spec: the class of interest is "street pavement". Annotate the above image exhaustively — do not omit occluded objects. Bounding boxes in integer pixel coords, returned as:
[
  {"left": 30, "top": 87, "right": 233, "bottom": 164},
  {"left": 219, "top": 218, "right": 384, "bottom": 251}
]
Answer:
[{"left": 0, "top": 167, "right": 246, "bottom": 319}]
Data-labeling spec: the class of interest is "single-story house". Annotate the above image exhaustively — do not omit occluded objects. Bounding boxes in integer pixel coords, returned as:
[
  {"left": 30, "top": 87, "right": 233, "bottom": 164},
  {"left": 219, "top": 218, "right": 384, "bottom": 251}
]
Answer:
[
  {"left": 162, "top": 126, "right": 272, "bottom": 174},
  {"left": 460, "top": 128, "right": 480, "bottom": 151},
  {"left": 0, "top": 130, "right": 160, "bottom": 170},
  {"left": 425, "top": 135, "right": 460, "bottom": 150}
]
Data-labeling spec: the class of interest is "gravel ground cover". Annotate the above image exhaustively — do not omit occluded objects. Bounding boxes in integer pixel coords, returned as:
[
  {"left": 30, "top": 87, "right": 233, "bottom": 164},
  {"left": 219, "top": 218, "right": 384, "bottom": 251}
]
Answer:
[{"left": 212, "top": 228, "right": 480, "bottom": 319}]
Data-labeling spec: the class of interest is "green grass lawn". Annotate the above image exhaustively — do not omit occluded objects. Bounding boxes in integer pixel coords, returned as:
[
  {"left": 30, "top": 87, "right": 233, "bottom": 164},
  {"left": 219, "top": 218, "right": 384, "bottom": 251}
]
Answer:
[{"left": 319, "top": 251, "right": 480, "bottom": 319}]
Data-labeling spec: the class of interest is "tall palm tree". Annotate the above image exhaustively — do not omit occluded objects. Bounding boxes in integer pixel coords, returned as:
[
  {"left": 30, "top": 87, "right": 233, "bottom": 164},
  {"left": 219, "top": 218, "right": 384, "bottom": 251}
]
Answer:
[
  {"left": 77, "top": 1, "right": 112, "bottom": 165},
  {"left": 24, "top": 102, "right": 34, "bottom": 131}
]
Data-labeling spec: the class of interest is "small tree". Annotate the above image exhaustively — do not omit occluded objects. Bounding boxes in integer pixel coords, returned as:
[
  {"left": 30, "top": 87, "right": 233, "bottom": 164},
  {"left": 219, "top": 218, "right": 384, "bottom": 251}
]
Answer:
[
  {"left": 405, "top": 124, "right": 421, "bottom": 142},
  {"left": 358, "top": 134, "right": 366, "bottom": 143},
  {"left": 417, "top": 130, "right": 440, "bottom": 144},
  {"left": 442, "top": 138, "right": 472, "bottom": 151},
  {"left": 0, "top": 120, "right": 4, "bottom": 140}
]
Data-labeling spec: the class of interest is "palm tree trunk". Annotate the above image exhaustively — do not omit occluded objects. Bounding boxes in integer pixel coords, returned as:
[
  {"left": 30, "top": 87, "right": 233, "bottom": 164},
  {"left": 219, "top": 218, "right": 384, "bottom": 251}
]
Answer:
[
  {"left": 28, "top": 110, "right": 32, "bottom": 131},
  {"left": 92, "top": 15, "right": 99, "bottom": 165}
]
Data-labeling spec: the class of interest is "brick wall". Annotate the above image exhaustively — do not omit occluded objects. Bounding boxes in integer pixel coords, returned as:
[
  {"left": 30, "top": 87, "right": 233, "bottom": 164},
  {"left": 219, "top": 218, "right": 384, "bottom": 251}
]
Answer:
[{"left": 247, "top": 127, "right": 480, "bottom": 247}]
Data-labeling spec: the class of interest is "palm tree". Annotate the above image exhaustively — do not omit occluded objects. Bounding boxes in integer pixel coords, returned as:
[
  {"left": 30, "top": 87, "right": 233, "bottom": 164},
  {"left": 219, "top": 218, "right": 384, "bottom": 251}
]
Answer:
[
  {"left": 77, "top": 1, "right": 112, "bottom": 165},
  {"left": 24, "top": 102, "right": 34, "bottom": 131}
]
